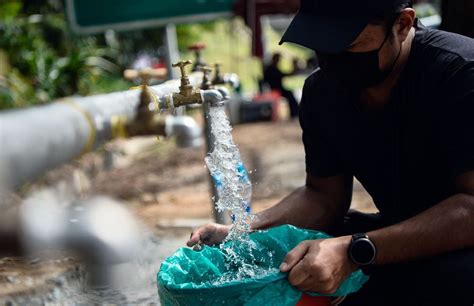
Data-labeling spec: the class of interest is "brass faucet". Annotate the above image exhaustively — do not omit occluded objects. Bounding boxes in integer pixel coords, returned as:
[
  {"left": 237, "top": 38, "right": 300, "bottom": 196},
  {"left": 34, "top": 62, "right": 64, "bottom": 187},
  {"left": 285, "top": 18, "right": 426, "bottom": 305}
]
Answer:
[
  {"left": 208, "top": 63, "right": 240, "bottom": 91},
  {"left": 188, "top": 42, "right": 207, "bottom": 72},
  {"left": 124, "top": 67, "right": 167, "bottom": 114},
  {"left": 112, "top": 68, "right": 167, "bottom": 138},
  {"left": 171, "top": 60, "right": 203, "bottom": 107},
  {"left": 200, "top": 66, "right": 214, "bottom": 90},
  {"left": 212, "top": 62, "right": 225, "bottom": 85}
]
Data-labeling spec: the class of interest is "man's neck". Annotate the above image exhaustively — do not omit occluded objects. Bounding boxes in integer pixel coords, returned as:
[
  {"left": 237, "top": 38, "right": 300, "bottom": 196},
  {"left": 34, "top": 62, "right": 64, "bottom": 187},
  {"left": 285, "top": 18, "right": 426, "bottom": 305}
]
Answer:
[{"left": 360, "top": 28, "right": 416, "bottom": 109}]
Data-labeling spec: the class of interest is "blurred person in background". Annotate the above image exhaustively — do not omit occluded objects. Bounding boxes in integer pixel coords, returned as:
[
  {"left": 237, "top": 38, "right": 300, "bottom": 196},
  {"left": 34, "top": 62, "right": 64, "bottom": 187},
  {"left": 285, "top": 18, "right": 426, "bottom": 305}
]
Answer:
[{"left": 262, "top": 52, "right": 301, "bottom": 118}]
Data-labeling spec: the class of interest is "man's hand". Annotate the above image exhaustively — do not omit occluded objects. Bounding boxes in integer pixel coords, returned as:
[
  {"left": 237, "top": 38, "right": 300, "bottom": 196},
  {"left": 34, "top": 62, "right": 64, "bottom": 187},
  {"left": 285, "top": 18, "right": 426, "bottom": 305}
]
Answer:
[
  {"left": 280, "top": 237, "right": 357, "bottom": 294},
  {"left": 186, "top": 223, "right": 231, "bottom": 247}
]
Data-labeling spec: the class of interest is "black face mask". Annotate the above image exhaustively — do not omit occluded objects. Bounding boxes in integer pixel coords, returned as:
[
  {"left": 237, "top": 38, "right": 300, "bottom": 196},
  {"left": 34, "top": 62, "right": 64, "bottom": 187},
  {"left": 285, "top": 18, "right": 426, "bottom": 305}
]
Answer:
[{"left": 317, "top": 33, "right": 402, "bottom": 91}]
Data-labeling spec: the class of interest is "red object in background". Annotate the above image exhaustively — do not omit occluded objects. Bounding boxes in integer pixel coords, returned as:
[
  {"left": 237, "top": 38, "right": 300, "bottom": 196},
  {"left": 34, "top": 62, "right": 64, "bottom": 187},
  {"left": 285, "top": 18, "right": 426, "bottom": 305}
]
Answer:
[
  {"left": 188, "top": 42, "right": 206, "bottom": 51},
  {"left": 253, "top": 90, "right": 281, "bottom": 121},
  {"left": 152, "top": 62, "right": 166, "bottom": 69},
  {"left": 296, "top": 293, "right": 332, "bottom": 306},
  {"left": 233, "top": 0, "right": 300, "bottom": 58}
]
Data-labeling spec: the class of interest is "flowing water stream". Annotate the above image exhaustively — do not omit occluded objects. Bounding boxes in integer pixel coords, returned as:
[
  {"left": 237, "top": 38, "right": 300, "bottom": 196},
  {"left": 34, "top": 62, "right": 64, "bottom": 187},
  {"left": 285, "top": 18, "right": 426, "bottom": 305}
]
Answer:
[{"left": 205, "top": 106, "right": 276, "bottom": 285}]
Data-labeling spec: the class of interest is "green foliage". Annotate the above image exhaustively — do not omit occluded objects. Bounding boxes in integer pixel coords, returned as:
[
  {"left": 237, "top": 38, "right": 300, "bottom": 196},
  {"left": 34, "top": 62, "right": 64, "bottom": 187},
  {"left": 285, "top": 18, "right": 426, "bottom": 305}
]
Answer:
[
  {"left": 176, "top": 21, "right": 218, "bottom": 51},
  {"left": 414, "top": 2, "right": 440, "bottom": 18},
  {"left": 0, "top": 0, "right": 119, "bottom": 110},
  {"left": 0, "top": 1, "right": 22, "bottom": 20}
]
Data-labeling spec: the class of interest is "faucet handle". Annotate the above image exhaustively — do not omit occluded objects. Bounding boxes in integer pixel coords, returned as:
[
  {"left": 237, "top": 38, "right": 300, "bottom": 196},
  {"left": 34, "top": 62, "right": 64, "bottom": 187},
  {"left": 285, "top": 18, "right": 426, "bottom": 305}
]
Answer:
[
  {"left": 172, "top": 60, "right": 193, "bottom": 79},
  {"left": 201, "top": 66, "right": 212, "bottom": 75},
  {"left": 124, "top": 68, "right": 165, "bottom": 114},
  {"left": 172, "top": 60, "right": 195, "bottom": 97},
  {"left": 124, "top": 67, "right": 167, "bottom": 85},
  {"left": 188, "top": 42, "right": 206, "bottom": 51}
]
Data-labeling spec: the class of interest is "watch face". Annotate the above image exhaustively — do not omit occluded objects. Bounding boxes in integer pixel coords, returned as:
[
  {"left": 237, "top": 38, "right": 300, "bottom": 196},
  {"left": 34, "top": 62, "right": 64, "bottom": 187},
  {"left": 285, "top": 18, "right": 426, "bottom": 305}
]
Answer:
[{"left": 351, "top": 238, "right": 375, "bottom": 265}]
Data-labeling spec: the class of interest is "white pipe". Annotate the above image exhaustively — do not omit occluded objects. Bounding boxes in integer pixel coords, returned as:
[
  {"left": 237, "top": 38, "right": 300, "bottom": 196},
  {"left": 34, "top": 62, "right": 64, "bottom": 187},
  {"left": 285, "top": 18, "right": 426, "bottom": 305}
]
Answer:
[{"left": 0, "top": 74, "right": 203, "bottom": 190}]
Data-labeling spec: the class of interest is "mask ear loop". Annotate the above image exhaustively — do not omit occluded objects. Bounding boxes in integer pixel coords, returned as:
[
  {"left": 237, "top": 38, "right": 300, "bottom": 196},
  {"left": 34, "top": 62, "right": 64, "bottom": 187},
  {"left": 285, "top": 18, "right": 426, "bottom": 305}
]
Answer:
[
  {"left": 377, "top": 10, "right": 402, "bottom": 51},
  {"left": 376, "top": 31, "right": 392, "bottom": 52},
  {"left": 391, "top": 44, "right": 403, "bottom": 69},
  {"left": 380, "top": 12, "right": 404, "bottom": 72}
]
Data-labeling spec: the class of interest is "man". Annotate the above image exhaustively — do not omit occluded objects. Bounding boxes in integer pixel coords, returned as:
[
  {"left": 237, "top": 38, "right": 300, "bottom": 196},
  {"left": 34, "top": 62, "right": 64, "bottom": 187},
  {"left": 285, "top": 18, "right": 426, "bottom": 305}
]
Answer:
[
  {"left": 188, "top": 0, "right": 474, "bottom": 304},
  {"left": 262, "top": 52, "right": 300, "bottom": 118}
]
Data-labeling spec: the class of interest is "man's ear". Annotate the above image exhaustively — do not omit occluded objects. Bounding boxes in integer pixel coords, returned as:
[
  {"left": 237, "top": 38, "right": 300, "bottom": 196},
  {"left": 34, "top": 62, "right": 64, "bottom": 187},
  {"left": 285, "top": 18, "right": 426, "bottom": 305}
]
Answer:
[{"left": 396, "top": 8, "right": 416, "bottom": 43}]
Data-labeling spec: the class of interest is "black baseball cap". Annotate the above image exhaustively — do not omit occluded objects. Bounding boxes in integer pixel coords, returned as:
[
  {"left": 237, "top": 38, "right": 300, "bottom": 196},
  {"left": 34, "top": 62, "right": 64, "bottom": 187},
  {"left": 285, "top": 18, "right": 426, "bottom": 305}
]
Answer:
[{"left": 279, "top": 0, "right": 409, "bottom": 54}]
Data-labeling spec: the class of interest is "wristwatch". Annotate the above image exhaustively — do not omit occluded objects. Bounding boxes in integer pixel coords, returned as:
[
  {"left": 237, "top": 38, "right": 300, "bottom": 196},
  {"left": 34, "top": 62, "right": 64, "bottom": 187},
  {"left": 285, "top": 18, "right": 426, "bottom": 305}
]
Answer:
[{"left": 348, "top": 233, "right": 377, "bottom": 266}]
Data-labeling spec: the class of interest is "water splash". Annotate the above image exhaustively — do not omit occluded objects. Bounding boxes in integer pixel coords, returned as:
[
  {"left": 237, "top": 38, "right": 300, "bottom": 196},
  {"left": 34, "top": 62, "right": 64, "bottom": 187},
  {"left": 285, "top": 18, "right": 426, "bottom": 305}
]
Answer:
[
  {"left": 205, "top": 107, "right": 254, "bottom": 235},
  {"left": 205, "top": 107, "right": 274, "bottom": 284}
]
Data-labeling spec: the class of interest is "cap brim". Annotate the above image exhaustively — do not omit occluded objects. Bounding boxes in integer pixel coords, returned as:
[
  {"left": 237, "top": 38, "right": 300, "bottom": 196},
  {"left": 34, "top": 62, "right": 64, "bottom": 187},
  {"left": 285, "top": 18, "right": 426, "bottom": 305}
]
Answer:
[{"left": 279, "top": 13, "right": 370, "bottom": 54}]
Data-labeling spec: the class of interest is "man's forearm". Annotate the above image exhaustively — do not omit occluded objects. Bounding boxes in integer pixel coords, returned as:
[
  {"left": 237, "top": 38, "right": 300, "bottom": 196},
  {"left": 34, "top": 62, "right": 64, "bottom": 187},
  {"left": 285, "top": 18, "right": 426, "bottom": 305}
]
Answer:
[
  {"left": 369, "top": 193, "right": 474, "bottom": 265},
  {"left": 251, "top": 185, "right": 347, "bottom": 231}
]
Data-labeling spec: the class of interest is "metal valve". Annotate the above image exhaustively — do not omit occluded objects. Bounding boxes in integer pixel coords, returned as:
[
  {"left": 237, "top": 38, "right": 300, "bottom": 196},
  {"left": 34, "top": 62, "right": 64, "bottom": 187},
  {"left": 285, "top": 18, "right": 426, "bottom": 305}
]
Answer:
[
  {"left": 123, "top": 67, "right": 167, "bottom": 86},
  {"left": 172, "top": 60, "right": 194, "bottom": 97},
  {"left": 212, "top": 62, "right": 225, "bottom": 85},
  {"left": 188, "top": 42, "right": 207, "bottom": 71},
  {"left": 123, "top": 67, "right": 166, "bottom": 112},
  {"left": 118, "top": 67, "right": 167, "bottom": 138},
  {"left": 200, "top": 66, "right": 214, "bottom": 90}
]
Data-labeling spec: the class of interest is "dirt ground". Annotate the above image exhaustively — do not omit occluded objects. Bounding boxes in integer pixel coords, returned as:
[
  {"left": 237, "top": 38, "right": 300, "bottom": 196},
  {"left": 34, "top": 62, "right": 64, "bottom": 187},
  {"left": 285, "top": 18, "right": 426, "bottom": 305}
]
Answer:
[{"left": 0, "top": 117, "right": 377, "bottom": 302}]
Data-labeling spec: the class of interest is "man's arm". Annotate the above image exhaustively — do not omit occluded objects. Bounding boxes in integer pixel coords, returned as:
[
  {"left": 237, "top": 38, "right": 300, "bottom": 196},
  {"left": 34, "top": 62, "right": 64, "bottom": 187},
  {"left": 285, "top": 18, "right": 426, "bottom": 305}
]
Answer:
[
  {"left": 251, "top": 173, "right": 353, "bottom": 231},
  {"left": 369, "top": 170, "right": 474, "bottom": 265},
  {"left": 280, "top": 171, "right": 474, "bottom": 294},
  {"left": 187, "top": 173, "right": 352, "bottom": 247}
]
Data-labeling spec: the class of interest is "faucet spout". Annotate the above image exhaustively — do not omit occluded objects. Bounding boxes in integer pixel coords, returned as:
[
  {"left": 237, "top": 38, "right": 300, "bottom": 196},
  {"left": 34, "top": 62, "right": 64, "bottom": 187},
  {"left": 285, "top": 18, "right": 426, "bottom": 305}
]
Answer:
[
  {"left": 202, "top": 89, "right": 226, "bottom": 107},
  {"left": 171, "top": 91, "right": 203, "bottom": 108},
  {"left": 165, "top": 116, "right": 203, "bottom": 148}
]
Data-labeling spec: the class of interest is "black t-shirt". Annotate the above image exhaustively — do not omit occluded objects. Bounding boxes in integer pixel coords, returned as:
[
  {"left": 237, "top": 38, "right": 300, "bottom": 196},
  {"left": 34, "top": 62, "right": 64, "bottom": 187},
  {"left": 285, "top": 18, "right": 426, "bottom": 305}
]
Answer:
[{"left": 299, "top": 24, "right": 474, "bottom": 224}]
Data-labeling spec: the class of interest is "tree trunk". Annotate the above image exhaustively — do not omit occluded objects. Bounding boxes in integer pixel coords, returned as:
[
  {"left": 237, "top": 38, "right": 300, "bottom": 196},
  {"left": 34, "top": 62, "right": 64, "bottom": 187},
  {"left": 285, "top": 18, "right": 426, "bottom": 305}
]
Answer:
[{"left": 440, "top": 0, "right": 474, "bottom": 38}]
